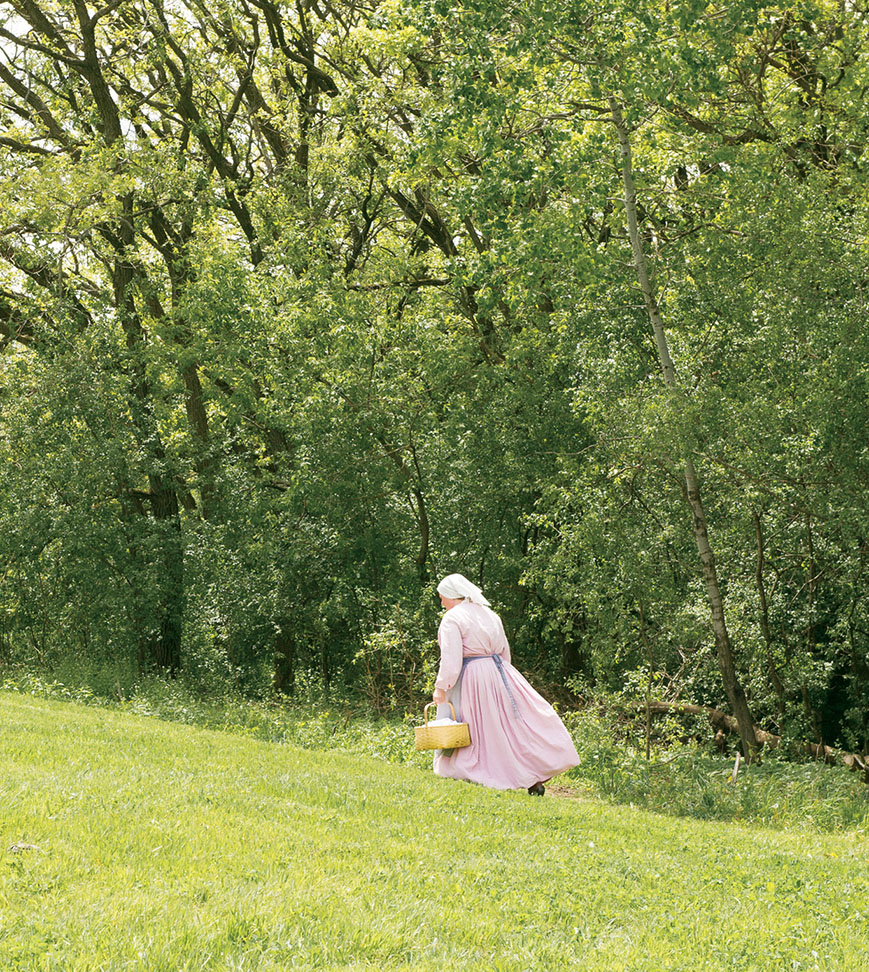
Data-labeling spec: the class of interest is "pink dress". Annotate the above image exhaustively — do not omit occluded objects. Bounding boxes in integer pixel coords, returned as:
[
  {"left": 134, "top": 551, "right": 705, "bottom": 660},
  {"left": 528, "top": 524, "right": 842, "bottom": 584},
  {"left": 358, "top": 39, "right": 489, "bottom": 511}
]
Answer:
[{"left": 433, "top": 601, "right": 579, "bottom": 790}]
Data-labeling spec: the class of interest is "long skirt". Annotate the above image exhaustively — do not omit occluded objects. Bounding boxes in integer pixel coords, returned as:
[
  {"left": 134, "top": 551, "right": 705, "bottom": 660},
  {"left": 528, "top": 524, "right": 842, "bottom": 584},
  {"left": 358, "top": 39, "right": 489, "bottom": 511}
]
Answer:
[{"left": 434, "top": 654, "right": 579, "bottom": 790}]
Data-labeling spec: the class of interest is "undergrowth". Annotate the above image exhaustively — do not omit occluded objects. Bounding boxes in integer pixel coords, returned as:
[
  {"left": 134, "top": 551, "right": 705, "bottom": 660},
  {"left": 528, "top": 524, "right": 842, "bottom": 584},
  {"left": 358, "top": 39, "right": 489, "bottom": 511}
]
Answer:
[{"left": 3, "top": 667, "right": 867, "bottom": 834}]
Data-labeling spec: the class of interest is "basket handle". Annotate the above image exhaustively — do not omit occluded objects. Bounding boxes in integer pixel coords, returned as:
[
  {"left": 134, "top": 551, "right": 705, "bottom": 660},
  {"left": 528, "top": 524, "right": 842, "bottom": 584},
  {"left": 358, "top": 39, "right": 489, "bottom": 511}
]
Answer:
[{"left": 424, "top": 700, "right": 457, "bottom": 724}]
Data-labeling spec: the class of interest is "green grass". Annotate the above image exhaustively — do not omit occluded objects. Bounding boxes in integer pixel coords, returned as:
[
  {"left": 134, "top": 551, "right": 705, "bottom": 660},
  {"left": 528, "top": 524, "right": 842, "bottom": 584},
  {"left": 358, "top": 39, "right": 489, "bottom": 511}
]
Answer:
[
  {"left": 7, "top": 670, "right": 868, "bottom": 834},
  {"left": 562, "top": 709, "right": 869, "bottom": 832},
  {"left": 2, "top": 692, "right": 868, "bottom": 971}
]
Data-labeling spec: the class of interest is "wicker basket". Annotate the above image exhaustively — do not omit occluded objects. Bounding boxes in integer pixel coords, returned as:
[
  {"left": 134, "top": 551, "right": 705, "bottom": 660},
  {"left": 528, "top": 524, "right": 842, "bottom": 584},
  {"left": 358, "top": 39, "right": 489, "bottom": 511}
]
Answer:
[{"left": 414, "top": 701, "right": 471, "bottom": 751}]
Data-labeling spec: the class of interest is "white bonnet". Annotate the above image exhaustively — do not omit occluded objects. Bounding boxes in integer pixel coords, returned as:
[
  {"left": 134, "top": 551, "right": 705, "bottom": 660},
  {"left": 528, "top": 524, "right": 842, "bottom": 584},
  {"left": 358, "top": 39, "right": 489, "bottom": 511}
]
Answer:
[{"left": 436, "top": 573, "right": 490, "bottom": 606}]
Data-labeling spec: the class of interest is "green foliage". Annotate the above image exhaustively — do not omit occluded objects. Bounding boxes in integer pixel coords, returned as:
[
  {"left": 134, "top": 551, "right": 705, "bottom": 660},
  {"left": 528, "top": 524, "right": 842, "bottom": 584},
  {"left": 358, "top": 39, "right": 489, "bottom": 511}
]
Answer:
[
  {"left": 0, "top": 0, "right": 867, "bottom": 756},
  {"left": 563, "top": 708, "right": 869, "bottom": 832}
]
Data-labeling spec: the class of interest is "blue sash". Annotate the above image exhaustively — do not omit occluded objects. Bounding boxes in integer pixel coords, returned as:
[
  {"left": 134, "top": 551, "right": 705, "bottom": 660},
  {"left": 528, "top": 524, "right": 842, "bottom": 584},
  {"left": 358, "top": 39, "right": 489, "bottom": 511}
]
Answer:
[{"left": 462, "top": 654, "right": 519, "bottom": 717}]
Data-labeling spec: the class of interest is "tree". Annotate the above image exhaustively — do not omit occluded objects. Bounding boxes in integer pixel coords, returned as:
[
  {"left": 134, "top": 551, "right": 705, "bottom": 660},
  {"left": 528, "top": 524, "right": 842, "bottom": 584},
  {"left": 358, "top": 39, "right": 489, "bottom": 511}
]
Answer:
[{"left": 0, "top": 0, "right": 865, "bottom": 753}]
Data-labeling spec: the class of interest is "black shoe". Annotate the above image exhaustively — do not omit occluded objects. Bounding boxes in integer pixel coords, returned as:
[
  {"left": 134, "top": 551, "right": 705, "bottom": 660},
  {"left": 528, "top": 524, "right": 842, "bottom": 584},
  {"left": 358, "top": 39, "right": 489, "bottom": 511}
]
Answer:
[{"left": 528, "top": 783, "right": 545, "bottom": 796}]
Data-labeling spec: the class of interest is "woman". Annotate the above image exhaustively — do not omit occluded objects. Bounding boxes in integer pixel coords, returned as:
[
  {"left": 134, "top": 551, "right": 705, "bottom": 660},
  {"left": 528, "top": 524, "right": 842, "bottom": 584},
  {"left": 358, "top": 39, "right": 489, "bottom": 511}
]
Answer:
[{"left": 432, "top": 573, "right": 579, "bottom": 795}]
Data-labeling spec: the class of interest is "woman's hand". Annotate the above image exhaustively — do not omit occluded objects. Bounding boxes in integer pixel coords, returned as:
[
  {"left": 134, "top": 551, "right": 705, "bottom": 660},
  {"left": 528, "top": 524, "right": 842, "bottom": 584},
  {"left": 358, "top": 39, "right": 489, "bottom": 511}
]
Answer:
[{"left": 432, "top": 687, "right": 446, "bottom": 704}]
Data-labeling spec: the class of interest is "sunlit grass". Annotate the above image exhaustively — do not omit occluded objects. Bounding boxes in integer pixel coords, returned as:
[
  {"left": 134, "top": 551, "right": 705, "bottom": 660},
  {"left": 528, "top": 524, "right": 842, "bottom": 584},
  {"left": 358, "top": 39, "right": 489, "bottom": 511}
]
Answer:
[
  {"left": 5, "top": 671, "right": 869, "bottom": 833},
  {"left": 2, "top": 691, "right": 868, "bottom": 970}
]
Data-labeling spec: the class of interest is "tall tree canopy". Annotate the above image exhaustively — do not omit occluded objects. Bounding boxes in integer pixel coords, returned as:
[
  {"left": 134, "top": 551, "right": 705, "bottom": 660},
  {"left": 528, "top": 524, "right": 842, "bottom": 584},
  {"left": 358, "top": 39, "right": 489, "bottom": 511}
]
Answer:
[{"left": 0, "top": 0, "right": 866, "bottom": 754}]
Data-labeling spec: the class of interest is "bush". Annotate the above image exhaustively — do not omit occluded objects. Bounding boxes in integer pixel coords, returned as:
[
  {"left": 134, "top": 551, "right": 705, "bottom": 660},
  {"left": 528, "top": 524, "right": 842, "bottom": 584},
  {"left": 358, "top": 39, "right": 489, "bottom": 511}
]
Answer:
[{"left": 561, "top": 707, "right": 869, "bottom": 832}]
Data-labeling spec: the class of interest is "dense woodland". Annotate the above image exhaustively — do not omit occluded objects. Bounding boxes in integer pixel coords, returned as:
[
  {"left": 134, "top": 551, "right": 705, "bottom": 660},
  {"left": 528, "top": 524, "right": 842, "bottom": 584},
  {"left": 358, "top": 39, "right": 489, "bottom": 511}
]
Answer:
[{"left": 0, "top": 0, "right": 866, "bottom": 757}]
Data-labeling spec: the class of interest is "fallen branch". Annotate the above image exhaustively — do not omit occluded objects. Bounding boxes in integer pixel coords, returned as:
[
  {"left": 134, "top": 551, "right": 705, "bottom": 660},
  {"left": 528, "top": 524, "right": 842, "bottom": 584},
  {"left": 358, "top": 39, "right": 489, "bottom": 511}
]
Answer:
[{"left": 645, "top": 701, "right": 869, "bottom": 783}]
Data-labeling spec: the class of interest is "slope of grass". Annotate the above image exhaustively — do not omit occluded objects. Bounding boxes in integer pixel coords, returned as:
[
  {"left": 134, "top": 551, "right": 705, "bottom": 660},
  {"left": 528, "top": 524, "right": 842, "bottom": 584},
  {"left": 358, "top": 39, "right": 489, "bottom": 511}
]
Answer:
[
  {"left": 7, "top": 670, "right": 868, "bottom": 834},
  {"left": 2, "top": 691, "right": 868, "bottom": 971}
]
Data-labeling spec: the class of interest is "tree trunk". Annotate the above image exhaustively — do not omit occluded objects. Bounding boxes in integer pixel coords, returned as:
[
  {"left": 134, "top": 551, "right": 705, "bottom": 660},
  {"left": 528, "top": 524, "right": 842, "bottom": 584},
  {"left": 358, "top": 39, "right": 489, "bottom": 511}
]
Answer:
[
  {"left": 645, "top": 701, "right": 869, "bottom": 782},
  {"left": 753, "top": 511, "right": 786, "bottom": 718},
  {"left": 148, "top": 208, "right": 218, "bottom": 520},
  {"left": 112, "top": 213, "right": 185, "bottom": 676},
  {"left": 273, "top": 624, "right": 296, "bottom": 696},
  {"left": 847, "top": 540, "right": 869, "bottom": 752},
  {"left": 609, "top": 95, "right": 760, "bottom": 759},
  {"left": 149, "top": 477, "right": 184, "bottom": 675},
  {"left": 638, "top": 599, "right": 654, "bottom": 760}
]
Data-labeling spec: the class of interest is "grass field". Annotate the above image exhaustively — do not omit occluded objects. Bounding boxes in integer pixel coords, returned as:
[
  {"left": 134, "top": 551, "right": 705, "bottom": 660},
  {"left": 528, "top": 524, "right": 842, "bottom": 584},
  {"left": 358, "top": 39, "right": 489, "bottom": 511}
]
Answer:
[{"left": 2, "top": 691, "right": 868, "bottom": 971}]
